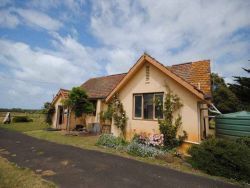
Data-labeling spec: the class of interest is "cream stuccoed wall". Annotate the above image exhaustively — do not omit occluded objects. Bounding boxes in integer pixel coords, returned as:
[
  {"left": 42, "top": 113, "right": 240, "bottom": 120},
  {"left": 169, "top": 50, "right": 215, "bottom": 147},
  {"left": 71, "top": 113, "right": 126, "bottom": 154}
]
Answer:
[
  {"left": 52, "top": 98, "right": 105, "bottom": 130},
  {"left": 52, "top": 96, "right": 66, "bottom": 129},
  {"left": 111, "top": 62, "right": 204, "bottom": 143}
]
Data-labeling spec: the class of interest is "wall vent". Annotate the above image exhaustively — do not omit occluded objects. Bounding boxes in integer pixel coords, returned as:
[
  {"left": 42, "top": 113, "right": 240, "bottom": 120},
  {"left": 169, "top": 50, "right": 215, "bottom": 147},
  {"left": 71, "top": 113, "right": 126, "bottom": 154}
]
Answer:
[{"left": 146, "top": 65, "right": 150, "bottom": 83}]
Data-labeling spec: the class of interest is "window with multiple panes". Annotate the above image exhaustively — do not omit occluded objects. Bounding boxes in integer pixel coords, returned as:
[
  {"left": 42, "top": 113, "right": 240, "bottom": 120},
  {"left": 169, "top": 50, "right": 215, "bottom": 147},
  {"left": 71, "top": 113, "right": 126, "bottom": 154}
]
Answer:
[{"left": 133, "top": 93, "right": 164, "bottom": 120}]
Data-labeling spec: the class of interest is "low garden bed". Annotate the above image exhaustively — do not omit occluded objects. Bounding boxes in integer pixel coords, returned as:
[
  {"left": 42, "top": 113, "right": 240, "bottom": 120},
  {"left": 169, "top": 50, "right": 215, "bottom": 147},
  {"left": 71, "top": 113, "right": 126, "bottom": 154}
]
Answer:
[{"left": 96, "top": 134, "right": 179, "bottom": 163}]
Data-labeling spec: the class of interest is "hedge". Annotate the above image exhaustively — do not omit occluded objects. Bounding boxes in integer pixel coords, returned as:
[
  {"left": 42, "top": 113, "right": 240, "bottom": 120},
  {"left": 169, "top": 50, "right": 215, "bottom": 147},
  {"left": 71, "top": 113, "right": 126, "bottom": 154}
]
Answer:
[{"left": 188, "top": 138, "right": 250, "bottom": 182}]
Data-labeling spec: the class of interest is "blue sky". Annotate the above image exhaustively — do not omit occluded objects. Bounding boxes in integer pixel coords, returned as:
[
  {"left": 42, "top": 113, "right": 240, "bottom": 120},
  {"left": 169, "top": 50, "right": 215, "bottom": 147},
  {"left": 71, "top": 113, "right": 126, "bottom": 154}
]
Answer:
[{"left": 0, "top": 0, "right": 249, "bottom": 109}]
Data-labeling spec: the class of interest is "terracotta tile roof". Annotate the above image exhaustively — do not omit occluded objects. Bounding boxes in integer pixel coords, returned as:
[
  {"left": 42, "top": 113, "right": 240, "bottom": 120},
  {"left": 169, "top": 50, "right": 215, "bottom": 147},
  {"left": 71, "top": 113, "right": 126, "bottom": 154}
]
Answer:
[
  {"left": 60, "top": 88, "right": 69, "bottom": 99},
  {"left": 80, "top": 59, "right": 211, "bottom": 100},
  {"left": 169, "top": 60, "right": 211, "bottom": 96},
  {"left": 51, "top": 88, "right": 69, "bottom": 105},
  {"left": 81, "top": 73, "right": 126, "bottom": 99}
]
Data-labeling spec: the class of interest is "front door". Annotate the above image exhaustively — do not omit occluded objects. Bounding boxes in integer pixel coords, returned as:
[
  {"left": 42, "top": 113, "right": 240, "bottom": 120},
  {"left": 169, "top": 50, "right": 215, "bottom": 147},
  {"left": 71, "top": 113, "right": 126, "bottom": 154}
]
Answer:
[{"left": 57, "top": 106, "right": 64, "bottom": 129}]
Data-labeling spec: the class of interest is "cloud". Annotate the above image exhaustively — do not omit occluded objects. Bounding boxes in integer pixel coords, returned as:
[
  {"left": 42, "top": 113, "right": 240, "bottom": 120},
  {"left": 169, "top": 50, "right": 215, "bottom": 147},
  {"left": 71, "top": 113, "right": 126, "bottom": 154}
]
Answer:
[
  {"left": 27, "top": 0, "right": 86, "bottom": 23},
  {"left": 0, "top": 10, "right": 19, "bottom": 28},
  {"left": 0, "top": 0, "right": 11, "bottom": 7},
  {"left": 0, "top": 34, "right": 101, "bottom": 108},
  {"left": 28, "top": 0, "right": 86, "bottom": 11},
  {"left": 13, "top": 8, "right": 63, "bottom": 31},
  {"left": 1, "top": 0, "right": 249, "bottom": 108},
  {"left": 90, "top": 0, "right": 250, "bottom": 80},
  {"left": 0, "top": 7, "right": 63, "bottom": 31}
]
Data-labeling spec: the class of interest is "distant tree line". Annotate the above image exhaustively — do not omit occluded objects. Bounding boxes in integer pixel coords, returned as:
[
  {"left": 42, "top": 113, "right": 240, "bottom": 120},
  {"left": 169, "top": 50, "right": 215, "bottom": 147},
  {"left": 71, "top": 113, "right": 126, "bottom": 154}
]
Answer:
[
  {"left": 212, "top": 68, "right": 250, "bottom": 113},
  {"left": 0, "top": 108, "right": 43, "bottom": 113}
]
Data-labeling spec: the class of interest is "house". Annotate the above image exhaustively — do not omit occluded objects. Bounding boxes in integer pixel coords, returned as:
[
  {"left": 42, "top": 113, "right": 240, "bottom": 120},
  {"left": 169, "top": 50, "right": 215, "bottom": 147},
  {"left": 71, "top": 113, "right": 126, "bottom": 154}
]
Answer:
[{"left": 51, "top": 53, "right": 213, "bottom": 148}]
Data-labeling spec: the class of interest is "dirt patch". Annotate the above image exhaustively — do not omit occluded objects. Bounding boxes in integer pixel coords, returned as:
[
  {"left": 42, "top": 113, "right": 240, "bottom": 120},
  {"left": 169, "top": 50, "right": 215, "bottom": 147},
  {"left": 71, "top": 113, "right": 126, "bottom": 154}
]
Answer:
[
  {"left": 0, "top": 149, "right": 10, "bottom": 155},
  {"left": 60, "top": 160, "right": 69, "bottom": 166},
  {"left": 36, "top": 151, "right": 44, "bottom": 155}
]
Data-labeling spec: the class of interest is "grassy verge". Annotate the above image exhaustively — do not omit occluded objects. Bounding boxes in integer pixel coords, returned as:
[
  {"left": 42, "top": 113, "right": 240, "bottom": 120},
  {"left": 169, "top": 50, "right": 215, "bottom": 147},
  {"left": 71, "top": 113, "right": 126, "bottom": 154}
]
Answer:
[
  {"left": 0, "top": 121, "right": 48, "bottom": 132},
  {"left": 0, "top": 156, "right": 55, "bottom": 188}
]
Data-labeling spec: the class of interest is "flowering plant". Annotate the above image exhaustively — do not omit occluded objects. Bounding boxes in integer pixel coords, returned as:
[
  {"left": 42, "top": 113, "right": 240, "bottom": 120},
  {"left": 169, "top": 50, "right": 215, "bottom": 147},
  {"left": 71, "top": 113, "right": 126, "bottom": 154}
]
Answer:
[
  {"left": 148, "top": 134, "right": 164, "bottom": 147},
  {"left": 134, "top": 133, "right": 164, "bottom": 147}
]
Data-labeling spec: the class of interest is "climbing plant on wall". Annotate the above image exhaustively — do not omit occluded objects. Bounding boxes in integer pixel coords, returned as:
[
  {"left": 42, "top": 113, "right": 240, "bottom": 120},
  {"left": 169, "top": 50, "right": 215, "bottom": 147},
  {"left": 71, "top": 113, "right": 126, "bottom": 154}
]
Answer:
[
  {"left": 103, "top": 94, "right": 128, "bottom": 137},
  {"left": 158, "top": 85, "right": 188, "bottom": 149}
]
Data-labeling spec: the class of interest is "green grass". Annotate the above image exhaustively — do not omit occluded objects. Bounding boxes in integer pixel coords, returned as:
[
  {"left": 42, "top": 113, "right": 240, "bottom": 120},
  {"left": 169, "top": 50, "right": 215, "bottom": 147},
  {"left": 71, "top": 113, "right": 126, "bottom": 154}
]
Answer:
[
  {"left": 1, "top": 121, "right": 48, "bottom": 132},
  {"left": 26, "top": 130, "right": 100, "bottom": 150},
  {"left": 0, "top": 156, "right": 55, "bottom": 188},
  {"left": 0, "top": 112, "right": 45, "bottom": 123}
]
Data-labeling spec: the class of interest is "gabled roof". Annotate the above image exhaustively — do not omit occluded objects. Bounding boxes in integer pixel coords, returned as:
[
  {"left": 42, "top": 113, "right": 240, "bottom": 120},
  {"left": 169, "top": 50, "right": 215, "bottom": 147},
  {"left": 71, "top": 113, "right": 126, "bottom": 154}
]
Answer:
[
  {"left": 106, "top": 54, "right": 211, "bottom": 102},
  {"left": 81, "top": 73, "right": 126, "bottom": 99},
  {"left": 51, "top": 88, "right": 69, "bottom": 105},
  {"left": 53, "top": 54, "right": 211, "bottom": 103}
]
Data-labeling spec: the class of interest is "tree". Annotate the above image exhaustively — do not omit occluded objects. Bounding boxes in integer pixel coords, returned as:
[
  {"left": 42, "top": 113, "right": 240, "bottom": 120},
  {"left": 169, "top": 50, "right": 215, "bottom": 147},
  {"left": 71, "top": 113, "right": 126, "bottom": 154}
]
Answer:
[
  {"left": 43, "top": 102, "right": 55, "bottom": 125},
  {"left": 211, "top": 73, "right": 240, "bottom": 113},
  {"left": 229, "top": 68, "right": 250, "bottom": 111},
  {"left": 63, "top": 87, "right": 94, "bottom": 130}
]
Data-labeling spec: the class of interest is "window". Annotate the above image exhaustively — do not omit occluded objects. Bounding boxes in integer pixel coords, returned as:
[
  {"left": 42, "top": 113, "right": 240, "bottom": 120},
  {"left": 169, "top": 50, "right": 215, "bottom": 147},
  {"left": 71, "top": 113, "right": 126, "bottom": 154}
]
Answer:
[
  {"left": 155, "top": 94, "right": 163, "bottom": 119},
  {"left": 133, "top": 93, "right": 163, "bottom": 120},
  {"left": 143, "top": 93, "right": 154, "bottom": 119},
  {"left": 134, "top": 95, "right": 142, "bottom": 118}
]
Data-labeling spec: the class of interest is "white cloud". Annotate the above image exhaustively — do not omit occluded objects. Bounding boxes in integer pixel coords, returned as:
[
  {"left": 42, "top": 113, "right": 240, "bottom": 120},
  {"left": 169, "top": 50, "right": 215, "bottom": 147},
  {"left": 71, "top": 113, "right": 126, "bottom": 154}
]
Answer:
[
  {"left": 1, "top": 0, "right": 249, "bottom": 108},
  {"left": 0, "top": 0, "right": 11, "bottom": 7},
  {"left": 13, "top": 8, "right": 63, "bottom": 31},
  {"left": 28, "top": 0, "right": 85, "bottom": 11},
  {"left": 90, "top": 0, "right": 250, "bottom": 81},
  {"left": 0, "top": 34, "right": 101, "bottom": 108},
  {"left": 0, "top": 10, "right": 19, "bottom": 28},
  {"left": 27, "top": 0, "right": 86, "bottom": 23},
  {"left": 104, "top": 49, "right": 137, "bottom": 74}
]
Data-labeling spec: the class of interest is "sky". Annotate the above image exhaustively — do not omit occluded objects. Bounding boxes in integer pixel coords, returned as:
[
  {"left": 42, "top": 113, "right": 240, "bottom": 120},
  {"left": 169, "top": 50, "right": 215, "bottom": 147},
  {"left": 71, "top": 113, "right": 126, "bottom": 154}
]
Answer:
[{"left": 0, "top": 0, "right": 249, "bottom": 109}]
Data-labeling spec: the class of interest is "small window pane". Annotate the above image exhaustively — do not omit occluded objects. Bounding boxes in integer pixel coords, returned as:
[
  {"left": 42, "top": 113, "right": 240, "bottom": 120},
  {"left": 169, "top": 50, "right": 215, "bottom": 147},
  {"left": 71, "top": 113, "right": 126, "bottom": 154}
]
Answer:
[
  {"left": 155, "top": 94, "right": 163, "bottom": 119},
  {"left": 143, "top": 93, "right": 154, "bottom": 119},
  {"left": 134, "top": 95, "right": 142, "bottom": 118}
]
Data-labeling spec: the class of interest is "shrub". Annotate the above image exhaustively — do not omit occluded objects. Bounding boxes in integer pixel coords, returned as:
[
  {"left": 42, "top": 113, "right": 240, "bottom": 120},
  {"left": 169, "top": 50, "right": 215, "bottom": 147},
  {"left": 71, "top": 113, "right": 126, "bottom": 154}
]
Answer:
[
  {"left": 188, "top": 138, "right": 250, "bottom": 182},
  {"left": 96, "top": 134, "right": 127, "bottom": 149},
  {"left": 127, "top": 140, "right": 164, "bottom": 158},
  {"left": 236, "top": 137, "right": 250, "bottom": 149},
  {"left": 12, "top": 116, "right": 33, "bottom": 123},
  {"left": 43, "top": 102, "right": 55, "bottom": 125}
]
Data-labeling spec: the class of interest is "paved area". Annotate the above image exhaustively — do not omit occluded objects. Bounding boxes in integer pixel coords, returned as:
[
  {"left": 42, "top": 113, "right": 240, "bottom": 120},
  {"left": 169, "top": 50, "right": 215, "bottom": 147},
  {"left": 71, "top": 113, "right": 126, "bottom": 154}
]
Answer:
[{"left": 0, "top": 128, "right": 239, "bottom": 188}]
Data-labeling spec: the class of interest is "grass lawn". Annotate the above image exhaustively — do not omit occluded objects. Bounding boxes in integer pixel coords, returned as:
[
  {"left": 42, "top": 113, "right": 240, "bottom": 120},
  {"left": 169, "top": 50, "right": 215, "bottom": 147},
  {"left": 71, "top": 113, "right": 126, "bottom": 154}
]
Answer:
[
  {"left": 0, "top": 156, "right": 55, "bottom": 188},
  {"left": 1, "top": 122, "right": 48, "bottom": 132}
]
